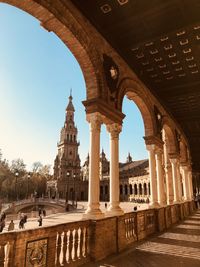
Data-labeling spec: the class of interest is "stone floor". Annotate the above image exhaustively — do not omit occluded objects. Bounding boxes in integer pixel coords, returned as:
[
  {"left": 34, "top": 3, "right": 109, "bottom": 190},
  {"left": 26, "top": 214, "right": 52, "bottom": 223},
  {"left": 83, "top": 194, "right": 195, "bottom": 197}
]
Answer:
[
  {"left": 2, "top": 202, "right": 148, "bottom": 231},
  {"left": 83, "top": 210, "right": 200, "bottom": 267}
]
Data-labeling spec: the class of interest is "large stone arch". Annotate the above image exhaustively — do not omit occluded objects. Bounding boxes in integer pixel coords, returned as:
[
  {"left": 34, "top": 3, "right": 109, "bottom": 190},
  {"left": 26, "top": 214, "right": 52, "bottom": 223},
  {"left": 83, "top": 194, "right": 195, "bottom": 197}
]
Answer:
[
  {"left": 117, "top": 78, "right": 156, "bottom": 137},
  {"left": 1, "top": 0, "right": 103, "bottom": 99}
]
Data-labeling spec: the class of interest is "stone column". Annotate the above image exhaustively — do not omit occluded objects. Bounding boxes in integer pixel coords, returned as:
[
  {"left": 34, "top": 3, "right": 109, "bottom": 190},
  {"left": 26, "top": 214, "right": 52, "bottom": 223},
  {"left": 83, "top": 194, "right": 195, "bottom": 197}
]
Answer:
[
  {"left": 176, "top": 160, "right": 183, "bottom": 202},
  {"left": 181, "top": 165, "right": 190, "bottom": 201},
  {"left": 188, "top": 168, "right": 193, "bottom": 200},
  {"left": 163, "top": 132, "right": 174, "bottom": 204},
  {"left": 170, "top": 158, "right": 180, "bottom": 203},
  {"left": 155, "top": 149, "right": 166, "bottom": 206},
  {"left": 146, "top": 145, "right": 159, "bottom": 207},
  {"left": 106, "top": 123, "right": 124, "bottom": 216},
  {"left": 84, "top": 113, "right": 104, "bottom": 219}
]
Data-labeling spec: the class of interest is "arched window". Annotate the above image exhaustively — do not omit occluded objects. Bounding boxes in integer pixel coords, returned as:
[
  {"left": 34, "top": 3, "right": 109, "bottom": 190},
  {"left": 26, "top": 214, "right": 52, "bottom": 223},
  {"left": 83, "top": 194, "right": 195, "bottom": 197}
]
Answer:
[
  {"left": 129, "top": 184, "right": 133, "bottom": 194},
  {"left": 105, "top": 185, "right": 108, "bottom": 195},
  {"left": 100, "top": 186, "right": 103, "bottom": 195},
  {"left": 120, "top": 185, "right": 123, "bottom": 195},
  {"left": 125, "top": 184, "right": 128, "bottom": 195},
  {"left": 148, "top": 182, "right": 151, "bottom": 195},
  {"left": 74, "top": 135, "right": 76, "bottom": 141},
  {"left": 134, "top": 184, "right": 137, "bottom": 195},
  {"left": 139, "top": 184, "right": 142, "bottom": 195},
  {"left": 144, "top": 183, "right": 147, "bottom": 195}
]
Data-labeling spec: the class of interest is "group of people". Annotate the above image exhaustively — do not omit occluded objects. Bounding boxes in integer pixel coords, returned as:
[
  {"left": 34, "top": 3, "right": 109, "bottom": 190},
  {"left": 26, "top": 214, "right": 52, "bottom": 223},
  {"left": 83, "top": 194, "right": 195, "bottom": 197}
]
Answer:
[{"left": 0, "top": 208, "right": 47, "bottom": 233}]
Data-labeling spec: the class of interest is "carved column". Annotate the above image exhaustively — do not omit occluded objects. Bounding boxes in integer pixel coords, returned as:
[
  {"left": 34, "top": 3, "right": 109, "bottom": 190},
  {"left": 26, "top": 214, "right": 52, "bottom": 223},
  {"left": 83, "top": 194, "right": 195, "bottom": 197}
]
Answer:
[
  {"left": 84, "top": 113, "right": 104, "bottom": 219},
  {"left": 155, "top": 148, "right": 166, "bottom": 206},
  {"left": 146, "top": 145, "right": 159, "bottom": 207},
  {"left": 170, "top": 157, "right": 180, "bottom": 203},
  {"left": 106, "top": 123, "right": 124, "bottom": 216}
]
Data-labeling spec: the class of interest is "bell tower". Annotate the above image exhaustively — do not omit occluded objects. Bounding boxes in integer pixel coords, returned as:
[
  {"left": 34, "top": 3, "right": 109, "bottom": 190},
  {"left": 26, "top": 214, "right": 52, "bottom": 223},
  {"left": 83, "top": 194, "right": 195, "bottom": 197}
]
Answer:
[{"left": 54, "top": 92, "right": 81, "bottom": 202}]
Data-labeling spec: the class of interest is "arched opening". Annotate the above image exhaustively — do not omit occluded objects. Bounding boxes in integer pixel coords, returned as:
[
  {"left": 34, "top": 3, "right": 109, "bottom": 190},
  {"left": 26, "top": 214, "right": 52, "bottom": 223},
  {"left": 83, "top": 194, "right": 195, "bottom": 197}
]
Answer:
[
  {"left": 139, "top": 183, "right": 142, "bottom": 195},
  {"left": 134, "top": 184, "right": 138, "bottom": 195},
  {"left": 129, "top": 184, "right": 133, "bottom": 194},
  {"left": 0, "top": 2, "right": 105, "bottom": 208},
  {"left": 144, "top": 183, "right": 147, "bottom": 195}
]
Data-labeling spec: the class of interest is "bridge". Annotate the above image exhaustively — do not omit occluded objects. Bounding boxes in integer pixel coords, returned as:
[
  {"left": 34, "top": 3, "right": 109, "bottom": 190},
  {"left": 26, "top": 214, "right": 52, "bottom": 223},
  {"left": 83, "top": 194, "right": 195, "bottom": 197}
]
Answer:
[{"left": 2, "top": 198, "right": 70, "bottom": 214}]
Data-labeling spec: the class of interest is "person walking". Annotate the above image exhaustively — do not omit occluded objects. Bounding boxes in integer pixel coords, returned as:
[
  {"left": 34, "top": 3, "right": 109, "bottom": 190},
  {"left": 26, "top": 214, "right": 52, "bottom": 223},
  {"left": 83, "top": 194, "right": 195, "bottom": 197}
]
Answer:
[
  {"left": 38, "top": 215, "right": 42, "bottom": 227},
  {"left": 8, "top": 220, "right": 15, "bottom": 231}
]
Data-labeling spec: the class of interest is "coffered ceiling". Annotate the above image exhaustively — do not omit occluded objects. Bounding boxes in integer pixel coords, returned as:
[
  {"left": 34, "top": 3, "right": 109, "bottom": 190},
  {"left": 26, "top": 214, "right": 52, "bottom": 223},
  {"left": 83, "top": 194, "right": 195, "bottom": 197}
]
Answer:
[{"left": 71, "top": 0, "right": 200, "bottom": 171}]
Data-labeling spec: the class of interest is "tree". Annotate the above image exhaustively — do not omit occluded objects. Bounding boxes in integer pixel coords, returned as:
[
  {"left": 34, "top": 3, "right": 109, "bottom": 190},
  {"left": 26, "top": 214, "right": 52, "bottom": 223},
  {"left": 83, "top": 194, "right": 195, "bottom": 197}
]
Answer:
[
  {"left": 32, "top": 161, "right": 43, "bottom": 173},
  {"left": 10, "top": 158, "right": 26, "bottom": 174}
]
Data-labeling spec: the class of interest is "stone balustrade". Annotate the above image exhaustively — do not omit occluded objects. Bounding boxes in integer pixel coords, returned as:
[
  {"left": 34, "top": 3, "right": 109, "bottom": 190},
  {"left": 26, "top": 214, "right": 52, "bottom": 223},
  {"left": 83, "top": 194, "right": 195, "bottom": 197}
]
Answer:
[{"left": 0, "top": 201, "right": 196, "bottom": 267}]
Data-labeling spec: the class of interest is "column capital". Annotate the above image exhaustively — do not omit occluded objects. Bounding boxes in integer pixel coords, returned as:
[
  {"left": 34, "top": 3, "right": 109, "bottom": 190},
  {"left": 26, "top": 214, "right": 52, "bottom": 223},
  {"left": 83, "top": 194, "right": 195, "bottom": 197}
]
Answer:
[
  {"left": 106, "top": 123, "right": 122, "bottom": 138},
  {"left": 144, "top": 135, "right": 164, "bottom": 148},
  {"left": 86, "top": 112, "right": 103, "bottom": 131}
]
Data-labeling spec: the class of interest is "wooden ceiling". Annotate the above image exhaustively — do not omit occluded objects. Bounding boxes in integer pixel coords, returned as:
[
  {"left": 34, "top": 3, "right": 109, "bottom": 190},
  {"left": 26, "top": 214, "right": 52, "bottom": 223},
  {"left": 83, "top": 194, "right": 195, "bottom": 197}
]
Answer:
[{"left": 71, "top": 0, "right": 200, "bottom": 171}]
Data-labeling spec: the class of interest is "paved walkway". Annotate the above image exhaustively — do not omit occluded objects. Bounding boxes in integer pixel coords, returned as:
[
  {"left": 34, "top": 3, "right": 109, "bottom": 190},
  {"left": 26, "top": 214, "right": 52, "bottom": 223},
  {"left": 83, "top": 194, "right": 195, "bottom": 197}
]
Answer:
[
  {"left": 84, "top": 209, "right": 200, "bottom": 267},
  {"left": 2, "top": 202, "right": 148, "bottom": 232}
]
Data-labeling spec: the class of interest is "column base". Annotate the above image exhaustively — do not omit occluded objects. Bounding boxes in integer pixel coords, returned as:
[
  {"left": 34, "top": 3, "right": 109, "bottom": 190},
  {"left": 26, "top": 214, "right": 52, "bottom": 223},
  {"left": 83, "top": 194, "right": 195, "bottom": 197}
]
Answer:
[
  {"left": 106, "top": 206, "right": 124, "bottom": 217},
  {"left": 83, "top": 208, "right": 104, "bottom": 220}
]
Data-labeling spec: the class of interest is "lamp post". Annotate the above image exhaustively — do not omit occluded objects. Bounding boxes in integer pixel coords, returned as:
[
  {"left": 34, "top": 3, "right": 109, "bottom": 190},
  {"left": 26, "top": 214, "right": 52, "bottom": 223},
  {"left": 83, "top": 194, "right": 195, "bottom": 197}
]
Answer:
[
  {"left": 27, "top": 173, "right": 31, "bottom": 199},
  {"left": 66, "top": 171, "right": 70, "bottom": 204},
  {"left": 15, "top": 171, "right": 19, "bottom": 201},
  {"left": 73, "top": 174, "right": 76, "bottom": 207}
]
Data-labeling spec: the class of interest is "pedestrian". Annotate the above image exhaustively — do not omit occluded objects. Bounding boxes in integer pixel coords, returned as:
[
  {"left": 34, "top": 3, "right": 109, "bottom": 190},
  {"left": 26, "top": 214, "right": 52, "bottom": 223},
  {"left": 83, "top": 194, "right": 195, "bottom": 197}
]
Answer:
[
  {"left": 8, "top": 220, "right": 15, "bottom": 231},
  {"left": 38, "top": 208, "right": 42, "bottom": 216},
  {"left": 0, "top": 212, "right": 6, "bottom": 221},
  {"left": 43, "top": 209, "right": 46, "bottom": 217},
  {"left": 105, "top": 202, "right": 107, "bottom": 209},
  {"left": 194, "top": 195, "right": 198, "bottom": 209},
  {"left": 19, "top": 218, "right": 25, "bottom": 229},
  {"left": 0, "top": 219, "right": 5, "bottom": 232},
  {"left": 38, "top": 215, "right": 42, "bottom": 227}
]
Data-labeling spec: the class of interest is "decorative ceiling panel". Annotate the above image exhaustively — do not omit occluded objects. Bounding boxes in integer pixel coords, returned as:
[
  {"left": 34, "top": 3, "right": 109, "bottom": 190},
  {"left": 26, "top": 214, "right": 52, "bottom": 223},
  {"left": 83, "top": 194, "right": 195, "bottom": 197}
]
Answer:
[{"left": 71, "top": 0, "right": 200, "bottom": 170}]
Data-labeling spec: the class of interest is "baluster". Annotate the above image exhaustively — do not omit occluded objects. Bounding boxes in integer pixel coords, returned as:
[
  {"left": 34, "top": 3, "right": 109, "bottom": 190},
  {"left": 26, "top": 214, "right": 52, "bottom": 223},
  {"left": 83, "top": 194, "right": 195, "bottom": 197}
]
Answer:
[
  {"left": 68, "top": 230, "right": 73, "bottom": 263},
  {"left": 84, "top": 227, "right": 89, "bottom": 257},
  {"left": 79, "top": 228, "right": 84, "bottom": 259},
  {"left": 73, "top": 229, "right": 79, "bottom": 261},
  {"left": 0, "top": 244, "right": 5, "bottom": 267},
  {"left": 130, "top": 217, "right": 134, "bottom": 237},
  {"left": 62, "top": 233, "right": 67, "bottom": 265},
  {"left": 56, "top": 233, "right": 62, "bottom": 267},
  {"left": 124, "top": 218, "right": 128, "bottom": 239}
]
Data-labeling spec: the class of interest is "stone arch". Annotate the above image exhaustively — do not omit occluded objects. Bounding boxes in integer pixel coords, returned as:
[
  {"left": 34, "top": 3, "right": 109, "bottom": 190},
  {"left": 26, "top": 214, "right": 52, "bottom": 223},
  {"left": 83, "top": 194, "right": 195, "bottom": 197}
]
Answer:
[
  {"left": 180, "top": 139, "right": 188, "bottom": 163},
  {"left": 117, "top": 78, "right": 156, "bottom": 137},
  {"left": 162, "top": 117, "right": 178, "bottom": 155},
  {"left": 1, "top": 0, "right": 102, "bottom": 99}
]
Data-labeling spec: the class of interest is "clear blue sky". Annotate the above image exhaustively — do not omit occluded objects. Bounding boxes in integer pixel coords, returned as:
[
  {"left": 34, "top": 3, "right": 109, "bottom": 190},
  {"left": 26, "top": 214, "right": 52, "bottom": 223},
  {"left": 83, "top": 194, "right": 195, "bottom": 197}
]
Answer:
[{"left": 0, "top": 3, "right": 147, "bottom": 171}]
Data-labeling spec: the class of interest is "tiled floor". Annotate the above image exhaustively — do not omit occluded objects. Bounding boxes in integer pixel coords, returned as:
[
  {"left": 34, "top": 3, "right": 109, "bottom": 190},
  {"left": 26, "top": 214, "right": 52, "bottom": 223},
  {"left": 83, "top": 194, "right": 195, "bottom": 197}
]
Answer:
[{"left": 84, "top": 210, "right": 200, "bottom": 267}]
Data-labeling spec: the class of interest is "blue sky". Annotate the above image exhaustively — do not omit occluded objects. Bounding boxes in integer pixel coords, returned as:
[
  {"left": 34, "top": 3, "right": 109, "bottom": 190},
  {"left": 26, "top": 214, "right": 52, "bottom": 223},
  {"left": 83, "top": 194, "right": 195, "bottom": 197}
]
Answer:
[{"left": 0, "top": 3, "right": 147, "bottom": 171}]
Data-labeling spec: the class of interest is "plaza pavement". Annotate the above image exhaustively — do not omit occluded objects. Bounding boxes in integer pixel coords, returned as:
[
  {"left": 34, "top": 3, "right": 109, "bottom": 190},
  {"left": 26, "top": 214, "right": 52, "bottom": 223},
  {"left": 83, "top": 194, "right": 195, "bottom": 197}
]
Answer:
[{"left": 2, "top": 202, "right": 148, "bottom": 232}]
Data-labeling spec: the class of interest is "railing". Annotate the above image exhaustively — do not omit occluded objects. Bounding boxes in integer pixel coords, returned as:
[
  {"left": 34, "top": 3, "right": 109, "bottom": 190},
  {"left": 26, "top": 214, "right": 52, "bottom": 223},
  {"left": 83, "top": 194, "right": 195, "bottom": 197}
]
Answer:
[
  {"left": 0, "top": 201, "right": 195, "bottom": 266},
  {"left": 55, "top": 221, "right": 89, "bottom": 266}
]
